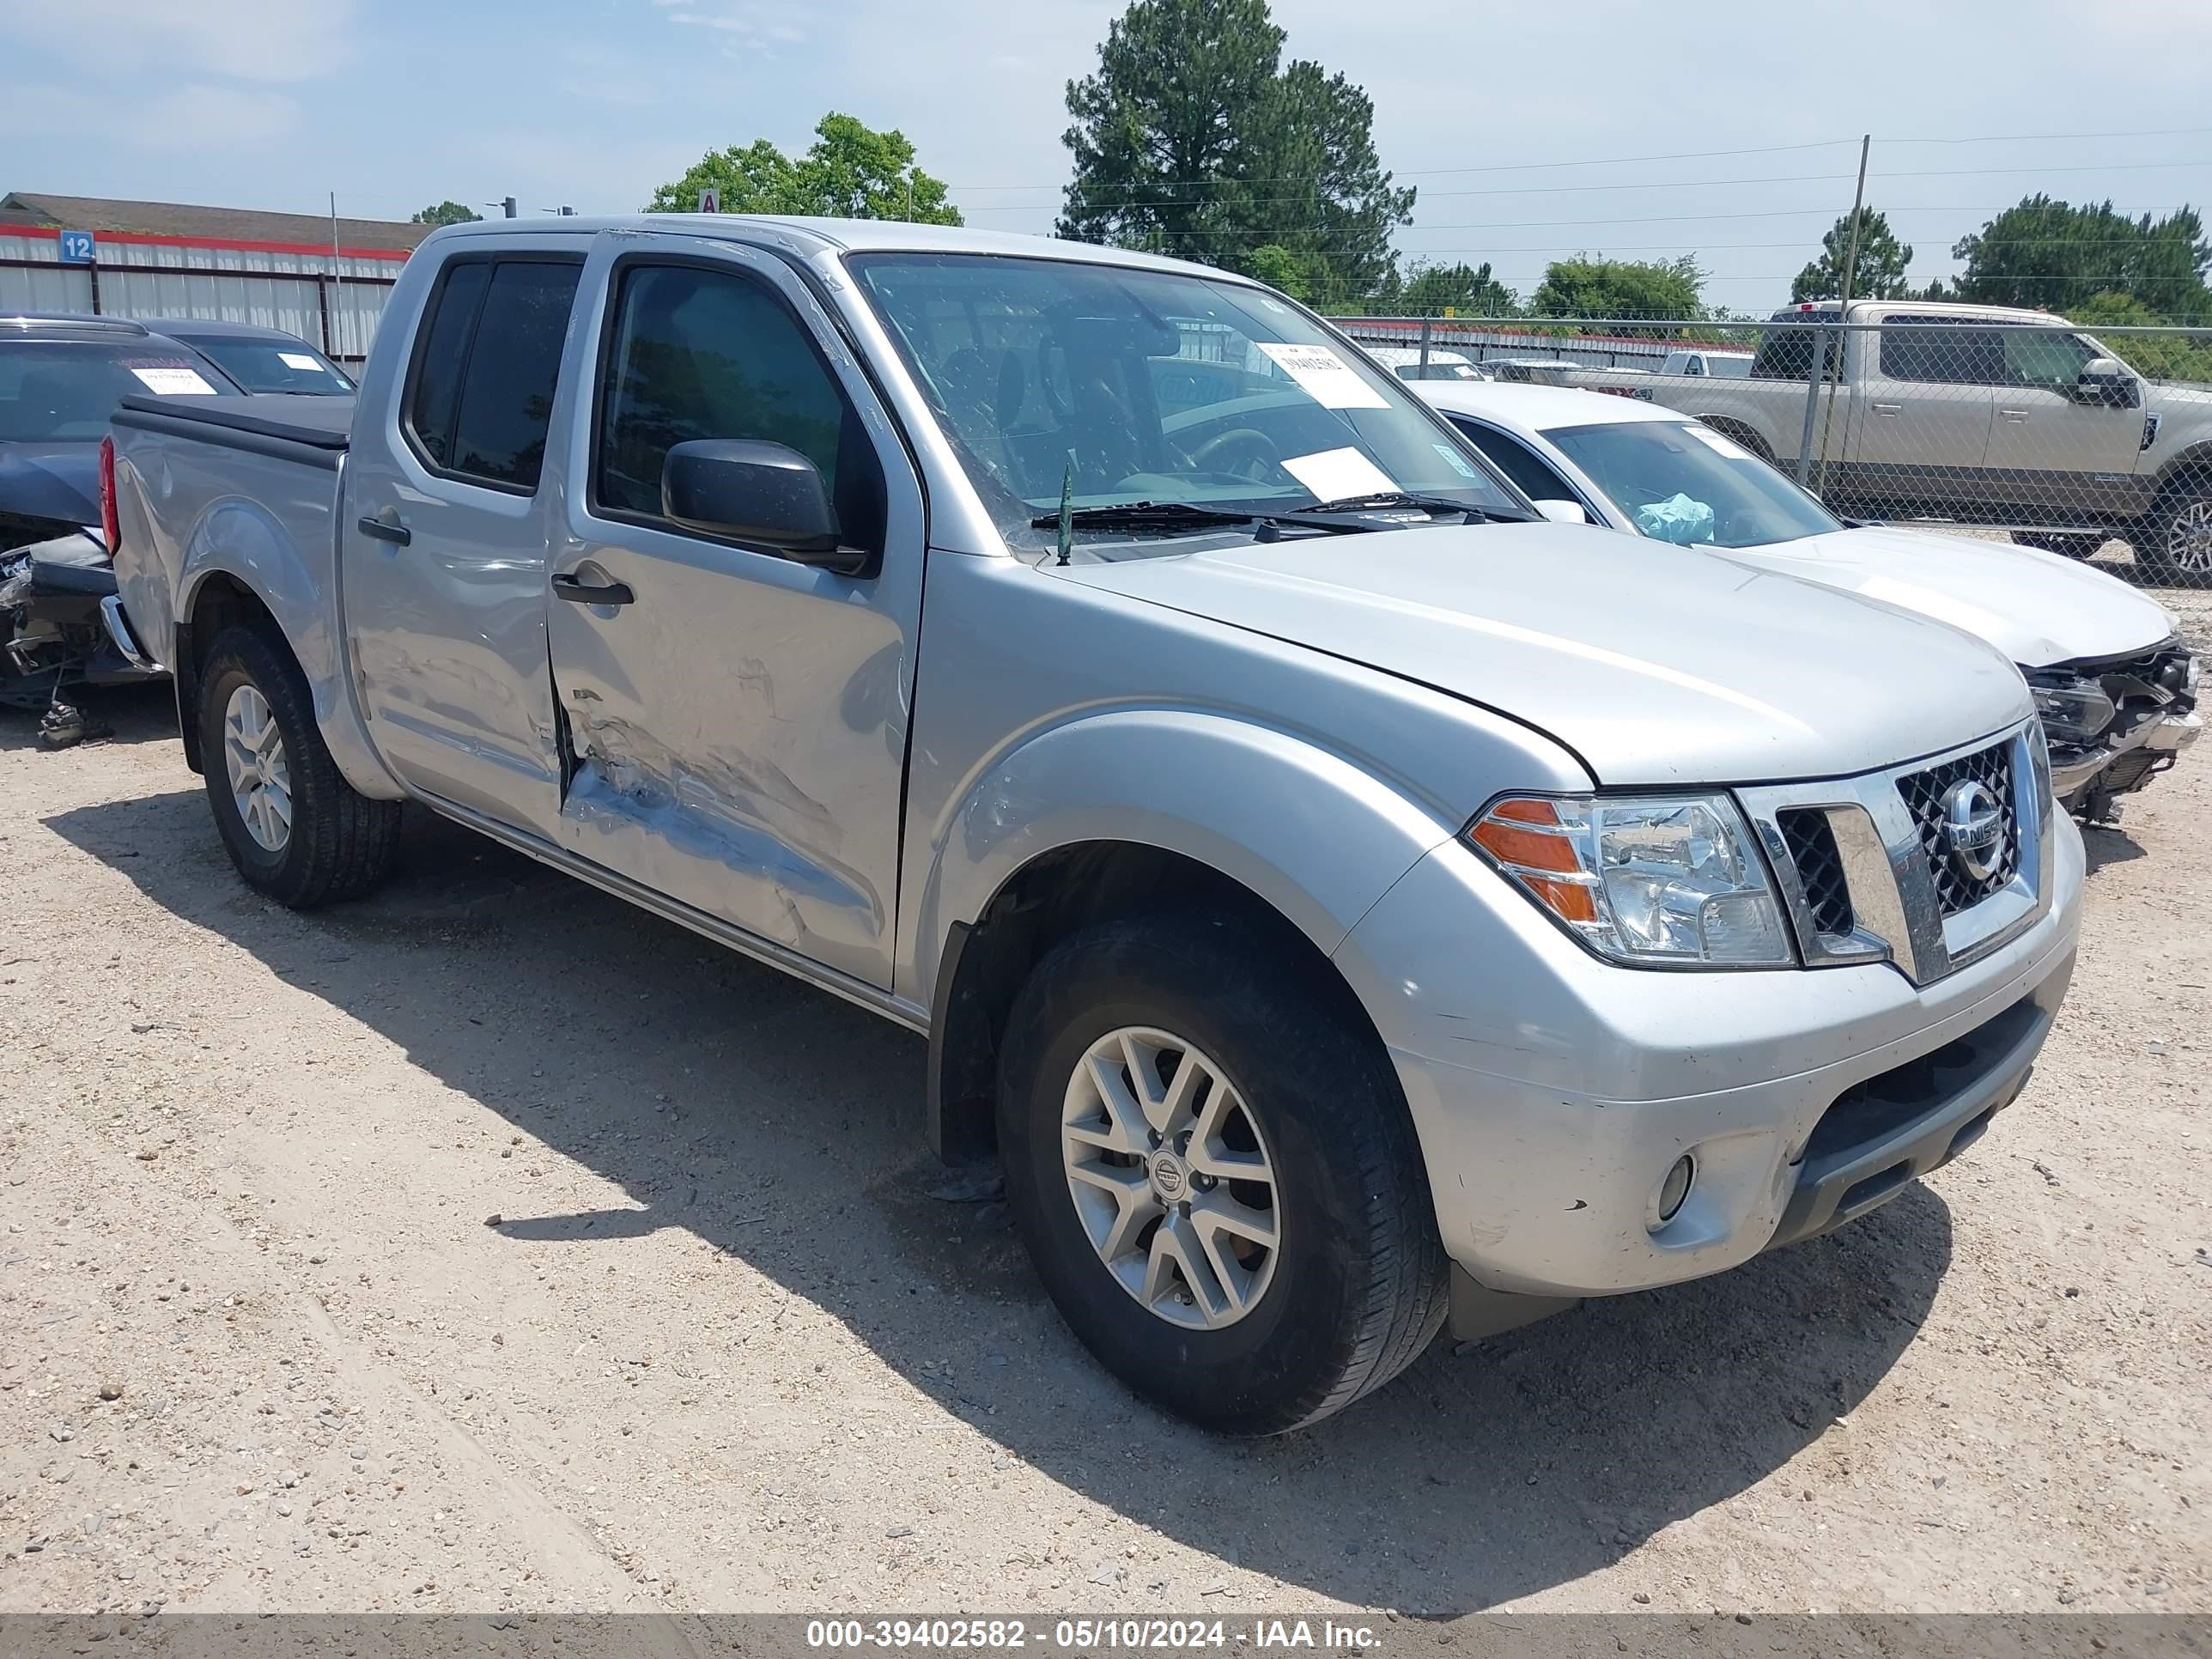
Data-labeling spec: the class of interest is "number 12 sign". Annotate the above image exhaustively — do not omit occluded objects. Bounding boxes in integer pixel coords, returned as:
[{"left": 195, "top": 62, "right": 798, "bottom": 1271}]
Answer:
[{"left": 58, "top": 230, "right": 97, "bottom": 265}]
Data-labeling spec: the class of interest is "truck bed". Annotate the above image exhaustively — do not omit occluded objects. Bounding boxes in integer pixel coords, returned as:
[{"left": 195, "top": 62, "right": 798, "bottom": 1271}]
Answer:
[{"left": 113, "top": 394, "right": 354, "bottom": 470}]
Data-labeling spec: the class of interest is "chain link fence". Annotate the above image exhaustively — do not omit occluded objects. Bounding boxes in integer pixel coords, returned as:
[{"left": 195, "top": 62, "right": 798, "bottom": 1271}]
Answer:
[{"left": 1335, "top": 312, "right": 2212, "bottom": 591}]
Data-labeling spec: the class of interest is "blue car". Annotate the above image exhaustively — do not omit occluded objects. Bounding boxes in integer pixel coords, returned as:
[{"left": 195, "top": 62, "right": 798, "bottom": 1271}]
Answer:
[{"left": 1, "top": 314, "right": 242, "bottom": 738}]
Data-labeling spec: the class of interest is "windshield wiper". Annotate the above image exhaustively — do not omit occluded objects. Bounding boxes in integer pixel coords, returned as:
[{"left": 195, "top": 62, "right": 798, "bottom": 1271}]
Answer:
[
  {"left": 1027, "top": 501, "right": 1259, "bottom": 532},
  {"left": 1290, "top": 490, "right": 1480, "bottom": 518},
  {"left": 1282, "top": 490, "right": 1533, "bottom": 525}
]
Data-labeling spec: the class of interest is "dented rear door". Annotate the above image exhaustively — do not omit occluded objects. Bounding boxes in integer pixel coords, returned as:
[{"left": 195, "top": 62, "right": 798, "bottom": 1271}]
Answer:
[{"left": 544, "top": 234, "right": 925, "bottom": 990}]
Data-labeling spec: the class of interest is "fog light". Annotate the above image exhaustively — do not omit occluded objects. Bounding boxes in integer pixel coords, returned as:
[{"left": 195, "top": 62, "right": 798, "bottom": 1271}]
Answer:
[{"left": 1654, "top": 1155, "right": 1694, "bottom": 1227}]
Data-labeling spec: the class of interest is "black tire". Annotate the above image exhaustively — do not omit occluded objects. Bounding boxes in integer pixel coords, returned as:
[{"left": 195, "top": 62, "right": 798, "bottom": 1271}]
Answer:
[
  {"left": 2010, "top": 530, "right": 2107, "bottom": 560},
  {"left": 2128, "top": 483, "right": 2212, "bottom": 585},
  {"left": 997, "top": 914, "right": 1448, "bottom": 1434},
  {"left": 198, "top": 625, "right": 400, "bottom": 908}
]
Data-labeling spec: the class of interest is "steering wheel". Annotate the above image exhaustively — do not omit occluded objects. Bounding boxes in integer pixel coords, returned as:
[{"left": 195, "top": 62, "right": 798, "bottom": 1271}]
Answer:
[{"left": 1185, "top": 427, "right": 1280, "bottom": 478}]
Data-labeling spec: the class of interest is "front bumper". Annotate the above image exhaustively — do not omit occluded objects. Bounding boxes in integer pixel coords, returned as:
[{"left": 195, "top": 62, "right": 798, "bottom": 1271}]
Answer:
[{"left": 1333, "top": 809, "right": 2084, "bottom": 1301}]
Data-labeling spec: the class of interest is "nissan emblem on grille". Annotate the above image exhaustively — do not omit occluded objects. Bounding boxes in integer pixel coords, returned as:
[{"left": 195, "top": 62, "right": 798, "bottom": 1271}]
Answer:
[{"left": 1942, "top": 779, "right": 2006, "bottom": 883}]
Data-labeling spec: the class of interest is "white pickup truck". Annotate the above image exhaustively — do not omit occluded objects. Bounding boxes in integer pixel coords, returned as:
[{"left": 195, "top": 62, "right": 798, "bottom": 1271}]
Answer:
[
  {"left": 1576, "top": 300, "right": 2212, "bottom": 580},
  {"left": 103, "top": 216, "right": 2081, "bottom": 1432}
]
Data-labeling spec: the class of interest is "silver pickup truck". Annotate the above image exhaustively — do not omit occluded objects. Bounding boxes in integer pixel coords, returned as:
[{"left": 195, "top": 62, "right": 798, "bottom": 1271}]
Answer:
[
  {"left": 105, "top": 217, "right": 2083, "bottom": 1433},
  {"left": 1577, "top": 299, "right": 2212, "bottom": 580}
]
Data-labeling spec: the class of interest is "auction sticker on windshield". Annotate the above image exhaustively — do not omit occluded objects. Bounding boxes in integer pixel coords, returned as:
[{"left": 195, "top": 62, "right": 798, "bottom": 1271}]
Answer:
[
  {"left": 1281, "top": 446, "right": 1398, "bottom": 501},
  {"left": 1255, "top": 343, "right": 1389, "bottom": 410},
  {"left": 278, "top": 351, "right": 322, "bottom": 371},
  {"left": 1685, "top": 424, "right": 1753, "bottom": 459},
  {"left": 129, "top": 366, "right": 218, "bottom": 396}
]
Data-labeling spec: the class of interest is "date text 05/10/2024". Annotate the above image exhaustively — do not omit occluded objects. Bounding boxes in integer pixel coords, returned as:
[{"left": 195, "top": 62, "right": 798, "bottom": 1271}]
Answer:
[{"left": 805, "top": 1619, "right": 1386, "bottom": 1651}]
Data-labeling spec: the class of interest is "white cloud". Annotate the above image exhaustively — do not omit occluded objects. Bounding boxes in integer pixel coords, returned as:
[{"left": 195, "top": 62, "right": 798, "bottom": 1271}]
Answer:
[
  {"left": 6, "top": 0, "right": 351, "bottom": 84},
  {"left": 0, "top": 79, "right": 296, "bottom": 148},
  {"left": 659, "top": 0, "right": 813, "bottom": 49}
]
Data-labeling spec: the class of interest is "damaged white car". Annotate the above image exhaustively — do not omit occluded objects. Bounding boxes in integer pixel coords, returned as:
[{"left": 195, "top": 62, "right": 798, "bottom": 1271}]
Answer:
[{"left": 1420, "top": 380, "right": 2201, "bottom": 823}]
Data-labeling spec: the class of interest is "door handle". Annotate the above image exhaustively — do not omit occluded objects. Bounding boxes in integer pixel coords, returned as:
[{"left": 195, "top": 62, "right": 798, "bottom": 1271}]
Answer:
[
  {"left": 552, "top": 573, "right": 635, "bottom": 606},
  {"left": 1999, "top": 408, "right": 2028, "bottom": 422},
  {"left": 357, "top": 511, "right": 410, "bottom": 546},
  {"left": 1872, "top": 402, "right": 1902, "bottom": 416}
]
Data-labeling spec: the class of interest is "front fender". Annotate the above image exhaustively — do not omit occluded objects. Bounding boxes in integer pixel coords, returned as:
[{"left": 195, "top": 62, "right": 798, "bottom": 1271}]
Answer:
[{"left": 909, "top": 708, "right": 1465, "bottom": 1013}]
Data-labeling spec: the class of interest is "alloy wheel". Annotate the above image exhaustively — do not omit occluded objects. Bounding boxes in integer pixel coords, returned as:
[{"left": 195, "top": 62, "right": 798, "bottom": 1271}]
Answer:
[
  {"left": 2167, "top": 500, "right": 2212, "bottom": 576},
  {"left": 1060, "top": 1025, "right": 1281, "bottom": 1329},
  {"left": 222, "top": 684, "right": 292, "bottom": 853}
]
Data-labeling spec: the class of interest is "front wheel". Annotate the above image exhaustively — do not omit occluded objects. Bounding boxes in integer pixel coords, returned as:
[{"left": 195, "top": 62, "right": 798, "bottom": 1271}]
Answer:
[
  {"left": 997, "top": 915, "right": 1448, "bottom": 1434},
  {"left": 198, "top": 626, "right": 401, "bottom": 908},
  {"left": 2129, "top": 488, "right": 2212, "bottom": 585}
]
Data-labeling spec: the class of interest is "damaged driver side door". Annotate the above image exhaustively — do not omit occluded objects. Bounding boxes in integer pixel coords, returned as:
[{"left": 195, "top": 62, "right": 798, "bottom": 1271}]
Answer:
[{"left": 546, "top": 237, "right": 926, "bottom": 992}]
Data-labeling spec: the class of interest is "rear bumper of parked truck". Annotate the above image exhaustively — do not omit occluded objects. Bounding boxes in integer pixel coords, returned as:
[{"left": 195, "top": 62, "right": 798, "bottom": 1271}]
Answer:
[{"left": 1334, "top": 807, "right": 2084, "bottom": 1313}]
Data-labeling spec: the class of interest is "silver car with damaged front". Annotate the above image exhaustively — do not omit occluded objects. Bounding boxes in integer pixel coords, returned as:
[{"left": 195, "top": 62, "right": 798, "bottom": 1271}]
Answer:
[{"left": 105, "top": 216, "right": 2082, "bottom": 1434}]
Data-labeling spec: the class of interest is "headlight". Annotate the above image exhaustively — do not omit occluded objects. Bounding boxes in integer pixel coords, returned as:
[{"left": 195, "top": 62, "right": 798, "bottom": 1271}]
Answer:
[
  {"left": 1466, "top": 793, "right": 1792, "bottom": 968},
  {"left": 2027, "top": 678, "right": 2116, "bottom": 746}
]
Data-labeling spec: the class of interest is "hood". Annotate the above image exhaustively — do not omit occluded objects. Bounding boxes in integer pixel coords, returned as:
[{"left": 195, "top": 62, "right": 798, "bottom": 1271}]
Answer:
[
  {"left": 1059, "top": 521, "right": 2030, "bottom": 787},
  {"left": 0, "top": 442, "right": 99, "bottom": 530},
  {"left": 1725, "top": 526, "right": 2179, "bottom": 668}
]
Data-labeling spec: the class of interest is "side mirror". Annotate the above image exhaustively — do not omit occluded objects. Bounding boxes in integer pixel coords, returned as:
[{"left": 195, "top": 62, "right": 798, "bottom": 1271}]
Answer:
[
  {"left": 1533, "top": 498, "right": 1589, "bottom": 526},
  {"left": 2075, "top": 357, "right": 2139, "bottom": 408},
  {"left": 661, "top": 440, "right": 867, "bottom": 574}
]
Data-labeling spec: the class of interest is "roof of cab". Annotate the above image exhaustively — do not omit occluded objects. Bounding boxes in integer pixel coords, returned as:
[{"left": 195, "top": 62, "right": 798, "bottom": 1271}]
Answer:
[
  {"left": 1415, "top": 380, "right": 1692, "bottom": 432},
  {"left": 419, "top": 214, "right": 1248, "bottom": 280}
]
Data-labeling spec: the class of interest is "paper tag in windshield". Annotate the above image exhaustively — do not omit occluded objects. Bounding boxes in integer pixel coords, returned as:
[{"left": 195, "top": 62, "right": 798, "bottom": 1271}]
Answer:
[
  {"left": 1431, "top": 442, "right": 1480, "bottom": 479},
  {"left": 1255, "top": 343, "right": 1389, "bottom": 409},
  {"left": 1686, "top": 424, "right": 1751, "bottom": 459},
  {"left": 1281, "top": 447, "right": 1398, "bottom": 502},
  {"left": 277, "top": 351, "right": 321, "bottom": 371},
  {"left": 130, "top": 366, "right": 218, "bottom": 396}
]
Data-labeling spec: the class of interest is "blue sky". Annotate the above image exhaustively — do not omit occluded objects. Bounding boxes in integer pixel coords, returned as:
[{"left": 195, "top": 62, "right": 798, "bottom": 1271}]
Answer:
[{"left": 2, "top": 0, "right": 2208, "bottom": 311}]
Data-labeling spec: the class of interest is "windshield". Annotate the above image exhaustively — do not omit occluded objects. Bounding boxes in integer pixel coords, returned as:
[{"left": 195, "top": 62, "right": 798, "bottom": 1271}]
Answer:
[
  {"left": 0, "top": 339, "right": 235, "bottom": 442},
  {"left": 173, "top": 335, "right": 354, "bottom": 395},
  {"left": 846, "top": 253, "right": 1522, "bottom": 547},
  {"left": 1547, "top": 419, "right": 1843, "bottom": 549}
]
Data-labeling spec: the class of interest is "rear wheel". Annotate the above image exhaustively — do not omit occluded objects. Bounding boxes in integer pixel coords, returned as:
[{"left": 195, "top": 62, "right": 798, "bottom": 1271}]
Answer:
[
  {"left": 198, "top": 626, "right": 400, "bottom": 907},
  {"left": 2129, "top": 488, "right": 2212, "bottom": 584},
  {"left": 997, "top": 914, "right": 1447, "bottom": 1434}
]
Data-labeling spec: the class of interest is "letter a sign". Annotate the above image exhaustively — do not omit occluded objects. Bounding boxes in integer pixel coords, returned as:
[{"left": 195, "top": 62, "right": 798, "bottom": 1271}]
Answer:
[{"left": 696, "top": 187, "right": 721, "bottom": 214}]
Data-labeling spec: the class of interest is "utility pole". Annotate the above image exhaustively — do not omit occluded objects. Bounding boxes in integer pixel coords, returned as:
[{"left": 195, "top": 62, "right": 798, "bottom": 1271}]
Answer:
[
  {"left": 1813, "top": 134, "right": 1872, "bottom": 493},
  {"left": 328, "top": 191, "right": 343, "bottom": 359}
]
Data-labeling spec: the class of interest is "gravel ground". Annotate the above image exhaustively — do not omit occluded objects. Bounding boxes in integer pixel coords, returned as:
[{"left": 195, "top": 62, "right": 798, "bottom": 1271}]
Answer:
[{"left": 1, "top": 586, "right": 2207, "bottom": 1623}]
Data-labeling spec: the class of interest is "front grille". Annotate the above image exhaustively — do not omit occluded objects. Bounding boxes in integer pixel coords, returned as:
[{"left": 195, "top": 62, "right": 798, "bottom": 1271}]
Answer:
[
  {"left": 1897, "top": 739, "right": 2019, "bottom": 917},
  {"left": 1778, "top": 808, "right": 1854, "bottom": 938}
]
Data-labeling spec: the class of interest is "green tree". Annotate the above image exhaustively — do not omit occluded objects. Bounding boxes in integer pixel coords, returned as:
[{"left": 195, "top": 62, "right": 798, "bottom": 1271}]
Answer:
[
  {"left": 410, "top": 201, "right": 482, "bottom": 227},
  {"left": 1058, "top": 0, "right": 1412, "bottom": 301},
  {"left": 1528, "top": 255, "right": 1705, "bottom": 327},
  {"left": 1242, "top": 244, "right": 1312, "bottom": 301},
  {"left": 1790, "top": 208, "right": 1913, "bottom": 303},
  {"left": 1951, "top": 196, "right": 2209, "bottom": 319},
  {"left": 1398, "top": 259, "right": 1514, "bottom": 316},
  {"left": 647, "top": 112, "right": 962, "bottom": 223},
  {"left": 2070, "top": 292, "right": 2212, "bottom": 382}
]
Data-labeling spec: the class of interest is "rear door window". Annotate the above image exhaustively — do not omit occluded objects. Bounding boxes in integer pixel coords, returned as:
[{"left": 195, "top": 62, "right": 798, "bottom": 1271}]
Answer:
[
  {"left": 404, "top": 257, "right": 581, "bottom": 490},
  {"left": 1877, "top": 317, "right": 2004, "bottom": 386}
]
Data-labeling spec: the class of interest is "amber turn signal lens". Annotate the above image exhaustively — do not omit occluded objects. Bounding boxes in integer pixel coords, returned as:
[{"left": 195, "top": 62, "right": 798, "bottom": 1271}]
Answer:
[{"left": 1468, "top": 799, "right": 1580, "bottom": 874}]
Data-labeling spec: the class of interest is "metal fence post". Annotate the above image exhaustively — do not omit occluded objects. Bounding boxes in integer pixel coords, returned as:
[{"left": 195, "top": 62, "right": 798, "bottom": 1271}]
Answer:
[
  {"left": 1794, "top": 325, "right": 1828, "bottom": 486},
  {"left": 1418, "top": 317, "right": 1431, "bottom": 376}
]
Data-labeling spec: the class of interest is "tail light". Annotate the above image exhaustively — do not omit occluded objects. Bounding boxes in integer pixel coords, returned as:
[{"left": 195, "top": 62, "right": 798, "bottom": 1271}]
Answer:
[{"left": 98, "top": 434, "right": 121, "bottom": 553}]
